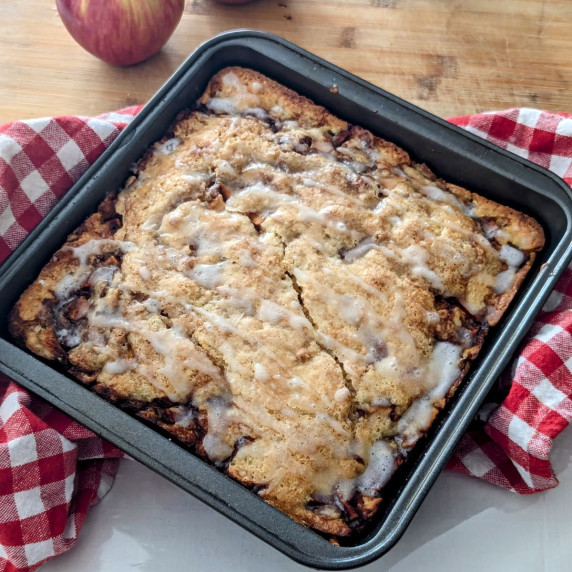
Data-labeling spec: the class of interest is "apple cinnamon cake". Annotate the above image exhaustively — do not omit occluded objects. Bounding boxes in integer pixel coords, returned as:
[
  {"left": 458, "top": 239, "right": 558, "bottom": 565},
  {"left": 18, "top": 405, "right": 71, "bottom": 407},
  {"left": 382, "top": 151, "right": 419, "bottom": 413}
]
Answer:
[{"left": 9, "top": 67, "right": 545, "bottom": 538}]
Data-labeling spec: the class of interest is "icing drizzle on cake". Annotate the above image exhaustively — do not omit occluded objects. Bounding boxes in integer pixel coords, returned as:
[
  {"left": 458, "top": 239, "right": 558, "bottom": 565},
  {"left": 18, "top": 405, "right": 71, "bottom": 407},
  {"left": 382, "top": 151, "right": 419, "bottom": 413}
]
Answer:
[{"left": 22, "top": 68, "right": 542, "bottom": 536}]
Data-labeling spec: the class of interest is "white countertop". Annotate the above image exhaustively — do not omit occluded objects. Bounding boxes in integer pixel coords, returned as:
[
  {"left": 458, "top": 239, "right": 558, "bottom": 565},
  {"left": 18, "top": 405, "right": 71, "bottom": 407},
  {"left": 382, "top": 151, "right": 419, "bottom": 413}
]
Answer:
[{"left": 43, "top": 427, "right": 572, "bottom": 572}]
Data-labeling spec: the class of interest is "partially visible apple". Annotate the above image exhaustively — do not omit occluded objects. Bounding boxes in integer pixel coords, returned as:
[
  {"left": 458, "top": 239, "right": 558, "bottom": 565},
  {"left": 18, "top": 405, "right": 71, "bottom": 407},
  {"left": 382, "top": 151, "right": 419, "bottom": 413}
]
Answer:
[
  {"left": 212, "top": 0, "right": 256, "bottom": 4},
  {"left": 56, "top": 0, "right": 185, "bottom": 67}
]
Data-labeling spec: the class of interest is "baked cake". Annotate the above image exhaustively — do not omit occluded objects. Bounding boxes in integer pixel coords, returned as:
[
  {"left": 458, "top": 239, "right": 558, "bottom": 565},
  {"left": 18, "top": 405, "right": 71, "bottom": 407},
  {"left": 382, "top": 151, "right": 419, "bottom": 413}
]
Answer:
[{"left": 9, "top": 67, "right": 545, "bottom": 538}]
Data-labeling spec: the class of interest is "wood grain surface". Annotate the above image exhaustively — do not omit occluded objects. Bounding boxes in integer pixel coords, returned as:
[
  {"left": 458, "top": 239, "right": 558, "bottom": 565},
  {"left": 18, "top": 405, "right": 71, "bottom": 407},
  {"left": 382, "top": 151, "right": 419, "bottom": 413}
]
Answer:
[{"left": 0, "top": 0, "right": 571, "bottom": 124}]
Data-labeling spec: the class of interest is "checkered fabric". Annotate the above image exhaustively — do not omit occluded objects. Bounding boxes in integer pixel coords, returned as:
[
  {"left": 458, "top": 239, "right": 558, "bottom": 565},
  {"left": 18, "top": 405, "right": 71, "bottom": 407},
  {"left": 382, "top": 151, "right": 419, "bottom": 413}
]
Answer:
[
  {"left": 446, "top": 109, "right": 572, "bottom": 491},
  {"left": 0, "top": 106, "right": 571, "bottom": 571},
  {"left": 0, "top": 375, "right": 122, "bottom": 571},
  {"left": 0, "top": 108, "right": 140, "bottom": 263}
]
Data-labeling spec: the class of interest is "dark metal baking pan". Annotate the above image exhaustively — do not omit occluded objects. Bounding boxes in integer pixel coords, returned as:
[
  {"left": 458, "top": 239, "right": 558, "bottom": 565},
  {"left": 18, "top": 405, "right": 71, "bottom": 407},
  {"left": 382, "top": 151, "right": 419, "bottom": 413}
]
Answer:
[{"left": 1, "top": 31, "right": 571, "bottom": 570}]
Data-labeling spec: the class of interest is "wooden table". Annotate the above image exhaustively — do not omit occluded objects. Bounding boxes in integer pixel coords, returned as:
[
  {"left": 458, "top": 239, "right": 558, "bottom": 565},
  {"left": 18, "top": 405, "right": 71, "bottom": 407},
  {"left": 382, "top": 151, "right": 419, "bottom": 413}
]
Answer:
[{"left": 1, "top": 0, "right": 571, "bottom": 125}]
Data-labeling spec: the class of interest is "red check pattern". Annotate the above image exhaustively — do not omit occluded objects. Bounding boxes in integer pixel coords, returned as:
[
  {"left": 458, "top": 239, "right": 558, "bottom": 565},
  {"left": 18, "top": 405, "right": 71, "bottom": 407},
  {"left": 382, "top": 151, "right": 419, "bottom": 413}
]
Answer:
[
  {"left": 0, "top": 376, "right": 122, "bottom": 572},
  {"left": 446, "top": 109, "right": 572, "bottom": 490},
  {"left": 0, "top": 106, "right": 571, "bottom": 571},
  {"left": 0, "top": 108, "right": 140, "bottom": 263}
]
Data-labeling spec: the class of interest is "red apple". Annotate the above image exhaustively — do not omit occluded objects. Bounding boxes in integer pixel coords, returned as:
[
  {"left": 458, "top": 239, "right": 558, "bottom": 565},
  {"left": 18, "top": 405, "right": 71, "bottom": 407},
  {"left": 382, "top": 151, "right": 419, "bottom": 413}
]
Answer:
[{"left": 56, "top": 0, "right": 185, "bottom": 67}]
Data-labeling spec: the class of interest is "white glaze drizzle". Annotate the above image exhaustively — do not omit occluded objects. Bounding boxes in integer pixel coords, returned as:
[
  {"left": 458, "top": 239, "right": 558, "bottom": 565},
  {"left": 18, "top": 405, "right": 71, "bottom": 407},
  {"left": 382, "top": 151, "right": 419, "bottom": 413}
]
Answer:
[
  {"left": 206, "top": 71, "right": 266, "bottom": 118},
  {"left": 203, "top": 398, "right": 234, "bottom": 462},
  {"left": 48, "top": 68, "right": 535, "bottom": 509},
  {"left": 155, "top": 138, "right": 180, "bottom": 156},
  {"left": 397, "top": 342, "right": 462, "bottom": 445},
  {"left": 356, "top": 440, "right": 398, "bottom": 496}
]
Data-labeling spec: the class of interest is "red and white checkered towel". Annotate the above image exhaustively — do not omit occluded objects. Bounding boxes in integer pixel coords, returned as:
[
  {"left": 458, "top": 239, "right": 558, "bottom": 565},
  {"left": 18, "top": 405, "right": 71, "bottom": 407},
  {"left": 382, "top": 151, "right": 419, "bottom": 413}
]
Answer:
[{"left": 1, "top": 107, "right": 571, "bottom": 571}]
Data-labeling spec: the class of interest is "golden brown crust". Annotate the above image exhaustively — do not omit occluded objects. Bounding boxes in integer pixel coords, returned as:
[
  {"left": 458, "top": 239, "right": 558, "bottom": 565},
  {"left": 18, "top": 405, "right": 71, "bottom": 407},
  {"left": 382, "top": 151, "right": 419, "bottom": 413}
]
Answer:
[
  {"left": 9, "top": 67, "right": 545, "bottom": 539},
  {"left": 200, "top": 67, "right": 348, "bottom": 132}
]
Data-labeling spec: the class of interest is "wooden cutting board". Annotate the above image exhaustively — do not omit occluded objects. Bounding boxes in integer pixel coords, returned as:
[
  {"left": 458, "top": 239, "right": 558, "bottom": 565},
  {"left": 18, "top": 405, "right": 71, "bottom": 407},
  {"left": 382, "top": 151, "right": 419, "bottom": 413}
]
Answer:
[{"left": 0, "top": 0, "right": 571, "bottom": 123}]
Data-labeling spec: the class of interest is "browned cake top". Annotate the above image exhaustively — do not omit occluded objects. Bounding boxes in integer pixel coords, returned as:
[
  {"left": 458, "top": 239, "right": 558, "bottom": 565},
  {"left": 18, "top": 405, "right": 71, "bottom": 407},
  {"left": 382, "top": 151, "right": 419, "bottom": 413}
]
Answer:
[{"left": 10, "top": 67, "right": 544, "bottom": 536}]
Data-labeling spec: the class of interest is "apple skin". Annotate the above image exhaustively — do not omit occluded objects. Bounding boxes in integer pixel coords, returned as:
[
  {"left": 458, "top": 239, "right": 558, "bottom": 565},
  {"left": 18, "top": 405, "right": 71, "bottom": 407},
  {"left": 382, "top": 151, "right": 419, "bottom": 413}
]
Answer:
[
  {"left": 56, "top": 0, "right": 185, "bottom": 67},
  {"left": 212, "top": 0, "right": 256, "bottom": 4}
]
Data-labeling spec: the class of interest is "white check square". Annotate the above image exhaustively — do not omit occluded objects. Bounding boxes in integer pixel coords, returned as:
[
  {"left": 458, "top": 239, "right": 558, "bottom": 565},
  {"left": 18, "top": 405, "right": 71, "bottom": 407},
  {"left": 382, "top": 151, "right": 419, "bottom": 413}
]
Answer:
[
  {"left": 462, "top": 449, "right": 496, "bottom": 478},
  {"left": 532, "top": 378, "right": 567, "bottom": 410},
  {"left": 508, "top": 416, "right": 536, "bottom": 452},
  {"left": 13, "top": 486, "right": 45, "bottom": 519},
  {"left": 20, "top": 170, "right": 50, "bottom": 203},
  {"left": 0, "top": 390, "right": 23, "bottom": 423},
  {"left": 534, "top": 323, "right": 563, "bottom": 344},
  {"left": 56, "top": 139, "right": 84, "bottom": 172},
  {"left": 506, "top": 142, "right": 528, "bottom": 158},
  {"left": 513, "top": 460, "right": 534, "bottom": 488},
  {"left": 62, "top": 514, "right": 77, "bottom": 540},
  {"left": 556, "top": 117, "right": 572, "bottom": 136},
  {"left": 0, "top": 134, "right": 23, "bottom": 162},
  {"left": 24, "top": 538, "right": 55, "bottom": 566},
  {"left": 8, "top": 433, "right": 39, "bottom": 467},
  {"left": 87, "top": 117, "right": 120, "bottom": 140},
  {"left": 549, "top": 154, "right": 571, "bottom": 178},
  {"left": 27, "top": 117, "right": 52, "bottom": 135}
]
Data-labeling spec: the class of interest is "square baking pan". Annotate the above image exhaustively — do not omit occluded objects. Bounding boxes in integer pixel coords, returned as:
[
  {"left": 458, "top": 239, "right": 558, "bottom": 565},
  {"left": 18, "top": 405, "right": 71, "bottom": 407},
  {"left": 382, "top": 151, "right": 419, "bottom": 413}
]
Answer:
[{"left": 1, "top": 30, "right": 572, "bottom": 570}]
